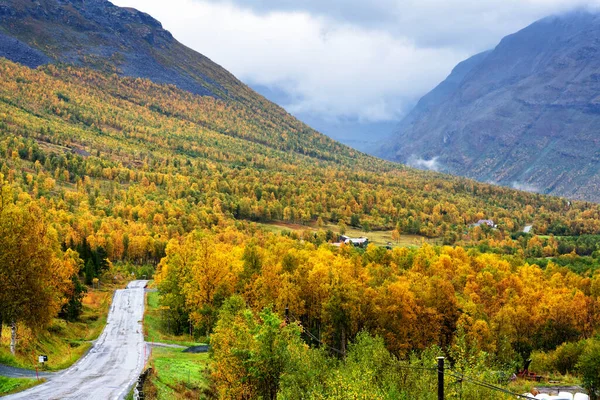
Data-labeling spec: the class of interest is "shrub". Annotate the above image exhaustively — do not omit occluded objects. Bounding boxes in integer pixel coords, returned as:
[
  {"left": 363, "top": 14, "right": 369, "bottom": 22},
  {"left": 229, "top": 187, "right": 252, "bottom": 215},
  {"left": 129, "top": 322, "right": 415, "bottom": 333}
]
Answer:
[{"left": 577, "top": 340, "right": 600, "bottom": 400}]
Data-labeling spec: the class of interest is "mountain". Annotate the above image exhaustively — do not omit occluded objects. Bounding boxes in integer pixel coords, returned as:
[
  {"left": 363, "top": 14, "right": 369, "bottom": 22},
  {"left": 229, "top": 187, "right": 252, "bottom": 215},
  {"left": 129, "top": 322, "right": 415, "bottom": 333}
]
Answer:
[
  {"left": 377, "top": 12, "right": 600, "bottom": 201},
  {"left": 1, "top": 0, "right": 599, "bottom": 242},
  {"left": 1, "top": 0, "right": 376, "bottom": 159},
  {"left": 0, "top": 0, "right": 275, "bottom": 105}
]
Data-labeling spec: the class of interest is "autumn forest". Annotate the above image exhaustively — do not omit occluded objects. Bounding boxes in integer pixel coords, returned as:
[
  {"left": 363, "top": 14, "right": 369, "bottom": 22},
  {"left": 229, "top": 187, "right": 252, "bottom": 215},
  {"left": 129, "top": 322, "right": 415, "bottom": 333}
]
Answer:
[{"left": 1, "top": 57, "right": 600, "bottom": 398}]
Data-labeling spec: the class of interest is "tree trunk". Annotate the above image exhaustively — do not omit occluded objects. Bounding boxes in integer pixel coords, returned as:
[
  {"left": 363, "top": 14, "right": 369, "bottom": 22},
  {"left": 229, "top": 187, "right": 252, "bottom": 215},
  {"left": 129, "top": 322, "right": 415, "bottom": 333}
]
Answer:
[
  {"left": 10, "top": 321, "right": 16, "bottom": 355},
  {"left": 341, "top": 326, "right": 347, "bottom": 359}
]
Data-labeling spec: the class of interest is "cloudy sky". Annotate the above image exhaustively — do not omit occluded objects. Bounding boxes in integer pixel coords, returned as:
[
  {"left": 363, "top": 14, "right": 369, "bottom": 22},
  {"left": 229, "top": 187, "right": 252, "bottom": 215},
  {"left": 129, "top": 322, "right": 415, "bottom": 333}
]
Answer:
[{"left": 111, "top": 0, "right": 600, "bottom": 126}]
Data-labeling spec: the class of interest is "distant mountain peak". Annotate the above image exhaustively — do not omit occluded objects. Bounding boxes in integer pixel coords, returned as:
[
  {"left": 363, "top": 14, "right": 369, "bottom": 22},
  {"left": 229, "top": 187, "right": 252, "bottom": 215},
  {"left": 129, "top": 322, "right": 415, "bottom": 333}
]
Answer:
[{"left": 377, "top": 10, "right": 600, "bottom": 201}]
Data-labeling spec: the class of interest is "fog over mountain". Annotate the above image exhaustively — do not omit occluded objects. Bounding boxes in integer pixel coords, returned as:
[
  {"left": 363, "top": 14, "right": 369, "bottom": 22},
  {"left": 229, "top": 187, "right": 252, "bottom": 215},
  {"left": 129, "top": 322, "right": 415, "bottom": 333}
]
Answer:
[{"left": 110, "top": 0, "right": 600, "bottom": 152}]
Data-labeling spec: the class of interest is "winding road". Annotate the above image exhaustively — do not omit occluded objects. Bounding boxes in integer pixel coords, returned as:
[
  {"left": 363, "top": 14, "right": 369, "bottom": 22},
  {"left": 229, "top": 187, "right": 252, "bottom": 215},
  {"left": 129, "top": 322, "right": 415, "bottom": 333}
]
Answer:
[{"left": 5, "top": 280, "right": 149, "bottom": 400}]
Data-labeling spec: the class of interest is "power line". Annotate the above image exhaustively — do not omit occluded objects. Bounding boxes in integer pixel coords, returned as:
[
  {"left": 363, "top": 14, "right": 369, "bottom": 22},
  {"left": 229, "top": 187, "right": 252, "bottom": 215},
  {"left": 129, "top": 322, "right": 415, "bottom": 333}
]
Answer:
[
  {"left": 287, "top": 310, "right": 528, "bottom": 398},
  {"left": 397, "top": 365, "right": 437, "bottom": 371},
  {"left": 444, "top": 370, "right": 537, "bottom": 400},
  {"left": 287, "top": 310, "right": 345, "bottom": 356}
]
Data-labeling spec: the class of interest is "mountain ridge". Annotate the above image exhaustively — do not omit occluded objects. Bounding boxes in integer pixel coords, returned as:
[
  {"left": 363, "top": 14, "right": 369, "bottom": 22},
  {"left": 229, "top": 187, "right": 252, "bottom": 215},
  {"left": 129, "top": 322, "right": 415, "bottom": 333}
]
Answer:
[
  {"left": 378, "top": 11, "right": 600, "bottom": 201},
  {"left": 0, "top": 0, "right": 273, "bottom": 104},
  {"left": 0, "top": 0, "right": 377, "bottom": 169}
]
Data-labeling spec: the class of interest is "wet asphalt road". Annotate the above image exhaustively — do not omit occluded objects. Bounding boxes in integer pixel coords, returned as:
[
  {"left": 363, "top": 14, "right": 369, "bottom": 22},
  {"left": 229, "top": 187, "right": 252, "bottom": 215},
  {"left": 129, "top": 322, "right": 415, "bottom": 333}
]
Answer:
[
  {"left": 5, "top": 280, "right": 149, "bottom": 400},
  {"left": 0, "top": 364, "right": 53, "bottom": 379}
]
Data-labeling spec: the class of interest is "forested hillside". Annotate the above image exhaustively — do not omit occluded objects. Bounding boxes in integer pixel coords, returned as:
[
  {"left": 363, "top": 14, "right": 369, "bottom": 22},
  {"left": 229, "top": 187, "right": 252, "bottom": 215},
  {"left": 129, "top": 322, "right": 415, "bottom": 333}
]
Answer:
[
  {"left": 1, "top": 56, "right": 600, "bottom": 397},
  {"left": 2, "top": 2, "right": 600, "bottom": 394},
  {"left": 2, "top": 59, "right": 600, "bottom": 250}
]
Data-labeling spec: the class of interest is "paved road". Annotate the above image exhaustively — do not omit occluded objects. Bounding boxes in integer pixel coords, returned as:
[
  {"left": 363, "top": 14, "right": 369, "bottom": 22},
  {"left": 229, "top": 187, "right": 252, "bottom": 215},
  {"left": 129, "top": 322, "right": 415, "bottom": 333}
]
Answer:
[
  {"left": 148, "top": 342, "right": 186, "bottom": 349},
  {"left": 5, "top": 280, "right": 149, "bottom": 400},
  {"left": 0, "top": 364, "right": 53, "bottom": 379}
]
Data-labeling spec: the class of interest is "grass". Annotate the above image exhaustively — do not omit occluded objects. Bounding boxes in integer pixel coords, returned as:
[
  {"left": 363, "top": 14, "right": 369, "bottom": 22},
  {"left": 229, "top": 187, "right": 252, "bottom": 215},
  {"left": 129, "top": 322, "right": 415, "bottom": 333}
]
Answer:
[
  {"left": 144, "top": 347, "right": 210, "bottom": 400},
  {"left": 144, "top": 291, "right": 201, "bottom": 347},
  {"left": 0, "top": 376, "right": 43, "bottom": 396},
  {"left": 256, "top": 221, "right": 440, "bottom": 248},
  {"left": 0, "top": 286, "right": 114, "bottom": 371},
  {"left": 143, "top": 285, "right": 212, "bottom": 399},
  {"left": 506, "top": 374, "right": 582, "bottom": 396}
]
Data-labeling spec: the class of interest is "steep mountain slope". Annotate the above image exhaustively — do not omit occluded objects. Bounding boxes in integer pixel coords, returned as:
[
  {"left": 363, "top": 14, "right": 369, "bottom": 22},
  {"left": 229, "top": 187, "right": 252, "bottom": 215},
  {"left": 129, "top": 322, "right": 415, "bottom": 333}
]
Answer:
[
  {"left": 2, "top": 0, "right": 600, "bottom": 242},
  {"left": 3, "top": 57, "right": 600, "bottom": 242},
  {"left": 0, "top": 0, "right": 303, "bottom": 113},
  {"left": 378, "top": 12, "right": 600, "bottom": 201},
  {"left": 0, "top": 0, "right": 370, "bottom": 162}
]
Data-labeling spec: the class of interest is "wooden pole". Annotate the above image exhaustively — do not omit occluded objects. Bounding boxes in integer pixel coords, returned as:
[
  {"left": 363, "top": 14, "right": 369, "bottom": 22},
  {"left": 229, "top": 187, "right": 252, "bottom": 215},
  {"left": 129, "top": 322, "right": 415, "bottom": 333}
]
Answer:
[
  {"left": 32, "top": 350, "right": 39, "bottom": 381},
  {"left": 437, "top": 357, "right": 445, "bottom": 400}
]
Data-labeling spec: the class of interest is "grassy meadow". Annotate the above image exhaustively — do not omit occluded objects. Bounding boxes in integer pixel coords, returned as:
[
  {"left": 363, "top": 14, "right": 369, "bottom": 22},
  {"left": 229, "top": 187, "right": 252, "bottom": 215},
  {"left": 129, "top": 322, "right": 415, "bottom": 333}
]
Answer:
[
  {"left": 142, "top": 287, "right": 211, "bottom": 399},
  {"left": 143, "top": 347, "right": 210, "bottom": 400},
  {"left": 0, "top": 376, "right": 42, "bottom": 397},
  {"left": 256, "top": 221, "right": 440, "bottom": 248}
]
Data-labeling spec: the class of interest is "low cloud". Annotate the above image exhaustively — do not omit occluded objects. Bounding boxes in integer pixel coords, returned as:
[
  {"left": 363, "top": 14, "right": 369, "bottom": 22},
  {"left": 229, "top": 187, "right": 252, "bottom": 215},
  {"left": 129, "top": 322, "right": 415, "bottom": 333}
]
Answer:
[
  {"left": 199, "top": 0, "right": 600, "bottom": 50},
  {"left": 511, "top": 181, "right": 539, "bottom": 193},
  {"left": 111, "top": 0, "right": 467, "bottom": 122},
  {"left": 407, "top": 156, "right": 443, "bottom": 172},
  {"left": 112, "top": 0, "right": 600, "bottom": 125}
]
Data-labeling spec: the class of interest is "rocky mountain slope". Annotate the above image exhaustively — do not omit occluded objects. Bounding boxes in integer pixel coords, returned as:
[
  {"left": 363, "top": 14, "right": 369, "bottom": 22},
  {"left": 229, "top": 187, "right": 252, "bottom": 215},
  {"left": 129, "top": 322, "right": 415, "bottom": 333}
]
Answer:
[
  {"left": 378, "top": 11, "right": 600, "bottom": 201},
  {"left": 0, "top": 0, "right": 281, "bottom": 106},
  {"left": 1, "top": 0, "right": 373, "bottom": 159}
]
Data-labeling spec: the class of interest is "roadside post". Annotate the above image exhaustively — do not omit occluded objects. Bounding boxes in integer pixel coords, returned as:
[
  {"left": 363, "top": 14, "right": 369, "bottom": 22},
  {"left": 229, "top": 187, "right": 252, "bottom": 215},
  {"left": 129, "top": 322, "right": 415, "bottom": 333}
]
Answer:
[
  {"left": 37, "top": 355, "right": 47, "bottom": 381},
  {"left": 32, "top": 350, "right": 38, "bottom": 381},
  {"left": 437, "top": 357, "right": 445, "bottom": 400}
]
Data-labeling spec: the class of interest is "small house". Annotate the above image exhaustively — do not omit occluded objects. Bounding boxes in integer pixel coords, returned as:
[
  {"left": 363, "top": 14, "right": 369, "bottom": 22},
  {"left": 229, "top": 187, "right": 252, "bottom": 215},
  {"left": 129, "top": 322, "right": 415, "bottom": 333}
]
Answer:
[
  {"left": 336, "top": 235, "right": 369, "bottom": 248},
  {"left": 474, "top": 219, "right": 497, "bottom": 228},
  {"left": 344, "top": 237, "right": 369, "bottom": 248}
]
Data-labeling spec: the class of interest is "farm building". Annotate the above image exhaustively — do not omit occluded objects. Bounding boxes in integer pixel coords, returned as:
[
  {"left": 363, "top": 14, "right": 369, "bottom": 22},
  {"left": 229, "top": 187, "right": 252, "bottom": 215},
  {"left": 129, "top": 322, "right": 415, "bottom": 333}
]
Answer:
[{"left": 338, "top": 235, "right": 370, "bottom": 248}]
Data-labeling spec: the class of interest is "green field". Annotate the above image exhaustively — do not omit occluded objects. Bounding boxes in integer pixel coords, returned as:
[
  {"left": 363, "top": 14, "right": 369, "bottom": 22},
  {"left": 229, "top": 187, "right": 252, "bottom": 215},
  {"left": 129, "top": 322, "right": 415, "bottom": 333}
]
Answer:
[
  {"left": 144, "top": 291, "right": 201, "bottom": 347},
  {"left": 0, "top": 376, "right": 42, "bottom": 396},
  {"left": 144, "top": 347, "right": 210, "bottom": 400},
  {"left": 257, "top": 221, "right": 440, "bottom": 248},
  {"left": 143, "top": 287, "right": 212, "bottom": 399}
]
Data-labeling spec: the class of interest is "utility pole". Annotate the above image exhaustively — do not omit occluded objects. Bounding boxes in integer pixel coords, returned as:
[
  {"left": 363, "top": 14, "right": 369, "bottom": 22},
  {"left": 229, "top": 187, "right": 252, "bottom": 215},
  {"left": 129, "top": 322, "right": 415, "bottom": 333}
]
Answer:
[
  {"left": 32, "top": 350, "right": 39, "bottom": 381},
  {"left": 437, "top": 357, "right": 445, "bottom": 400}
]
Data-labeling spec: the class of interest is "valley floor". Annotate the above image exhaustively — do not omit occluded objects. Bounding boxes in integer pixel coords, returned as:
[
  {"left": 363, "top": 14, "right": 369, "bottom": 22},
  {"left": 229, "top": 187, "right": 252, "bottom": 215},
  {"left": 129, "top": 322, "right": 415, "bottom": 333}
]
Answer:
[{"left": 257, "top": 221, "right": 440, "bottom": 247}]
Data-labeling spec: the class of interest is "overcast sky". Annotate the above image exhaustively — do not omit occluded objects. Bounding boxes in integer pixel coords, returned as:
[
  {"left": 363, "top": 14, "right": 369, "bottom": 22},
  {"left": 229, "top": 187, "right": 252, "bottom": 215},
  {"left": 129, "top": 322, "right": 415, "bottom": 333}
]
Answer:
[{"left": 112, "top": 0, "right": 600, "bottom": 123}]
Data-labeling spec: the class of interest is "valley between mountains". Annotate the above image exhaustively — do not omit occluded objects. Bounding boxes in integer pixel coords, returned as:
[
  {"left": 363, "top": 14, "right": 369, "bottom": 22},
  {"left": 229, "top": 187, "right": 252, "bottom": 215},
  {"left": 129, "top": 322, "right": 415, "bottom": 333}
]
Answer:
[{"left": 1, "top": 1, "right": 600, "bottom": 399}]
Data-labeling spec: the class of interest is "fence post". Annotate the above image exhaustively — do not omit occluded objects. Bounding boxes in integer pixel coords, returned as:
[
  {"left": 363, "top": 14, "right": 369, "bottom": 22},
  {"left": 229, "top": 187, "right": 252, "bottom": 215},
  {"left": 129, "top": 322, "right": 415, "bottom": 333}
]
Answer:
[{"left": 437, "top": 357, "right": 445, "bottom": 400}]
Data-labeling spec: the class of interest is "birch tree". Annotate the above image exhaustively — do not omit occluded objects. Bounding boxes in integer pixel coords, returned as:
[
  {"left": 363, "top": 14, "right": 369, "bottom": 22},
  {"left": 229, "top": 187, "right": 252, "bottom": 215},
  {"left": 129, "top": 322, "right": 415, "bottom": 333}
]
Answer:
[{"left": 0, "top": 183, "right": 74, "bottom": 354}]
